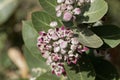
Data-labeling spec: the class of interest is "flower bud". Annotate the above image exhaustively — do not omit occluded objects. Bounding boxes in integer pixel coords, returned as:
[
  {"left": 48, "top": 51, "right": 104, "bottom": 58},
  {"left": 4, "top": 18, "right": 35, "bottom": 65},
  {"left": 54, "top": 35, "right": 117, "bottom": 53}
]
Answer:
[
  {"left": 54, "top": 46, "right": 60, "bottom": 53},
  {"left": 65, "top": 0, "right": 75, "bottom": 4},
  {"left": 73, "top": 8, "right": 81, "bottom": 15},
  {"left": 71, "top": 38, "right": 79, "bottom": 44},
  {"left": 57, "top": 0, "right": 65, "bottom": 3},
  {"left": 56, "top": 5, "right": 61, "bottom": 11},
  {"left": 67, "top": 5, "right": 73, "bottom": 10},
  {"left": 63, "top": 11, "right": 73, "bottom": 21},
  {"left": 50, "top": 21, "right": 58, "bottom": 28},
  {"left": 60, "top": 40, "right": 68, "bottom": 49},
  {"left": 61, "top": 4, "right": 67, "bottom": 11},
  {"left": 56, "top": 10, "right": 62, "bottom": 17}
]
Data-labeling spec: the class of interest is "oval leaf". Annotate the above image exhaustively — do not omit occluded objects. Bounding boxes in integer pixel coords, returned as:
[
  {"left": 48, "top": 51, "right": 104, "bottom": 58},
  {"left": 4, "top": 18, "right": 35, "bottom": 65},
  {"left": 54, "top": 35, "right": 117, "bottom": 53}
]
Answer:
[
  {"left": 82, "top": 0, "right": 108, "bottom": 23},
  {"left": 22, "top": 21, "right": 49, "bottom": 69},
  {"left": 23, "top": 46, "right": 49, "bottom": 70},
  {"left": 0, "top": 0, "right": 18, "bottom": 25},
  {"left": 36, "top": 71, "right": 60, "bottom": 80},
  {"left": 39, "top": 0, "right": 57, "bottom": 17},
  {"left": 89, "top": 53, "right": 120, "bottom": 80},
  {"left": 91, "top": 25, "right": 120, "bottom": 48},
  {"left": 64, "top": 54, "right": 95, "bottom": 80},
  {"left": 73, "top": 27, "right": 103, "bottom": 48},
  {"left": 32, "top": 11, "right": 63, "bottom": 32}
]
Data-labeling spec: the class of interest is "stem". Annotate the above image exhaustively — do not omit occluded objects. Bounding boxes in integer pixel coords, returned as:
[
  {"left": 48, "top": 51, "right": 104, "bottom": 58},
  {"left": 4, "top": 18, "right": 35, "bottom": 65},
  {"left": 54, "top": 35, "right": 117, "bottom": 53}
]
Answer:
[{"left": 73, "top": 20, "right": 78, "bottom": 27}]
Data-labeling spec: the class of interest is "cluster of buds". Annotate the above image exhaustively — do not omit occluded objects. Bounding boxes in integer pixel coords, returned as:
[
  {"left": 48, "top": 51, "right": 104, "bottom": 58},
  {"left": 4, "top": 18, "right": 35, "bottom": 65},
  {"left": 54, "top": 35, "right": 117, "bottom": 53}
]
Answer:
[
  {"left": 56, "top": 0, "right": 90, "bottom": 21},
  {"left": 37, "top": 25, "right": 88, "bottom": 76}
]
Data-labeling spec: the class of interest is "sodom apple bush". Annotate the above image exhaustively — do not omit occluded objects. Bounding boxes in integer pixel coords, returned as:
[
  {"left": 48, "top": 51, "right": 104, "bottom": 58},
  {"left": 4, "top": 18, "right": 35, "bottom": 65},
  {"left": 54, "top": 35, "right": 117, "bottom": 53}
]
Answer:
[{"left": 22, "top": 0, "right": 120, "bottom": 80}]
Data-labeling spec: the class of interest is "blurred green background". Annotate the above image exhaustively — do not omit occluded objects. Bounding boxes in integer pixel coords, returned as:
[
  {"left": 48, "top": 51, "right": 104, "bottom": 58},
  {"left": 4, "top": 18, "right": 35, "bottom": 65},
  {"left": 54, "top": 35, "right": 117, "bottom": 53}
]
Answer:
[{"left": 0, "top": 0, "right": 119, "bottom": 80}]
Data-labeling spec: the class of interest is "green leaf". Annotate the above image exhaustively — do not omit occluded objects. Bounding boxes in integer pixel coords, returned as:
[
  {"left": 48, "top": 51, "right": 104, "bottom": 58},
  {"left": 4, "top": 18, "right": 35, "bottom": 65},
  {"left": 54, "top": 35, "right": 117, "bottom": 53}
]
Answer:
[
  {"left": 32, "top": 11, "right": 63, "bottom": 32},
  {"left": 36, "top": 71, "right": 60, "bottom": 80},
  {"left": 23, "top": 46, "right": 49, "bottom": 70},
  {"left": 73, "top": 27, "right": 103, "bottom": 48},
  {"left": 91, "top": 25, "right": 120, "bottom": 48},
  {"left": 106, "top": 0, "right": 120, "bottom": 27},
  {"left": 0, "top": 50, "right": 12, "bottom": 71},
  {"left": 88, "top": 53, "right": 120, "bottom": 80},
  {"left": 0, "top": 33, "right": 11, "bottom": 71},
  {"left": 39, "top": 0, "right": 57, "bottom": 17},
  {"left": 0, "top": 0, "right": 19, "bottom": 25},
  {"left": 64, "top": 54, "right": 95, "bottom": 80},
  {"left": 81, "top": 0, "right": 108, "bottom": 23},
  {"left": 39, "top": 0, "right": 108, "bottom": 24},
  {"left": 22, "top": 21, "right": 48, "bottom": 69},
  {"left": 0, "top": 33, "right": 7, "bottom": 51}
]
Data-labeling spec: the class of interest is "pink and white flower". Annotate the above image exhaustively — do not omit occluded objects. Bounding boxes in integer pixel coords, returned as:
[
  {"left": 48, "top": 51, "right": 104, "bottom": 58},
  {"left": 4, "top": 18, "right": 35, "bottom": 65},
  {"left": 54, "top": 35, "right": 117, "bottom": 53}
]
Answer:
[
  {"left": 67, "top": 54, "right": 79, "bottom": 64},
  {"left": 37, "top": 26, "right": 88, "bottom": 76},
  {"left": 51, "top": 62, "right": 65, "bottom": 76},
  {"left": 55, "top": 0, "right": 90, "bottom": 21}
]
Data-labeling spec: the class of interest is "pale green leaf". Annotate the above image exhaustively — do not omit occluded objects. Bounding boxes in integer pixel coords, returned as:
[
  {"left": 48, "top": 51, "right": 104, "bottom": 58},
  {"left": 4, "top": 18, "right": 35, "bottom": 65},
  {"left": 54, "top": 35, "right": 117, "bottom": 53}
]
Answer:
[
  {"left": 73, "top": 27, "right": 103, "bottom": 48},
  {"left": 39, "top": 0, "right": 57, "bottom": 17},
  {"left": 0, "top": 0, "right": 19, "bottom": 25},
  {"left": 91, "top": 25, "right": 120, "bottom": 48},
  {"left": 23, "top": 46, "right": 49, "bottom": 70},
  {"left": 22, "top": 21, "right": 48, "bottom": 69},
  {"left": 82, "top": 0, "right": 108, "bottom": 23},
  {"left": 32, "top": 11, "right": 63, "bottom": 32},
  {"left": 64, "top": 54, "right": 95, "bottom": 80},
  {"left": 36, "top": 71, "right": 60, "bottom": 80}
]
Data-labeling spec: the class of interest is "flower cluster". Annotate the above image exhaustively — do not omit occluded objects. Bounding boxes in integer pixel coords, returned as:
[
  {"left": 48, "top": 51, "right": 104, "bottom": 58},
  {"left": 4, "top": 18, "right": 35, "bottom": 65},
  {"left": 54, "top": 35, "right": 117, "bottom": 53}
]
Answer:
[
  {"left": 56, "top": 0, "right": 90, "bottom": 21},
  {"left": 37, "top": 26, "right": 88, "bottom": 76}
]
